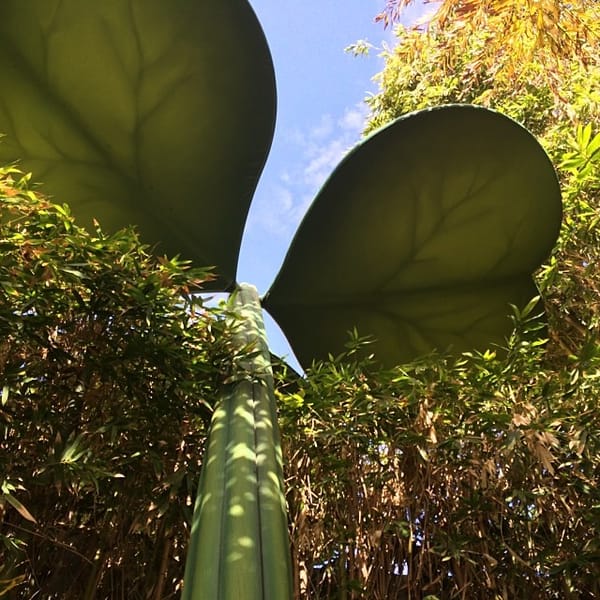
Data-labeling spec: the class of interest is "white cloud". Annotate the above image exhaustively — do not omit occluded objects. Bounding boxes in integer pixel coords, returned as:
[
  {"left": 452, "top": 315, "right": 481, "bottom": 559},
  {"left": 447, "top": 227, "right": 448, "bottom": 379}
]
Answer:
[
  {"left": 303, "top": 137, "right": 347, "bottom": 189},
  {"left": 413, "top": 1, "right": 442, "bottom": 26},
  {"left": 247, "top": 101, "right": 370, "bottom": 238},
  {"left": 339, "top": 104, "right": 368, "bottom": 132},
  {"left": 247, "top": 181, "right": 310, "bottom": 240},
  {"left": 310, "top": 113, "right": 334, "bottom": 139},
  {"left": 301, "top": 102, "right": 369, "bottom": 189}
]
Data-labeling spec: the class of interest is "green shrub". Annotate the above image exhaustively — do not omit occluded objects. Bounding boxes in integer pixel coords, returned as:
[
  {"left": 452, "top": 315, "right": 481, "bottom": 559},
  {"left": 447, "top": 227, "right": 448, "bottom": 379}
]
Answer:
[{"left": 0, "top": 166, "right": 233, "bottom": 599}]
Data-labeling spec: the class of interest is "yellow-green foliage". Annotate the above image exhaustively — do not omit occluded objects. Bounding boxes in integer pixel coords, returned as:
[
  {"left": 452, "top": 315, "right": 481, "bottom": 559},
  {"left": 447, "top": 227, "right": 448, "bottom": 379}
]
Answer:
[
  {"left": 0, "top": 167, "right": 234, "bottom": 599},
  {"left": 370, "top": 0, "right": 600, "bottom": 135},
  {"left": 279, "top": 318, "right": 600, "bottom": 598},
  {"left": 275, "top": 3, "right": 600, "bottom": 597}
]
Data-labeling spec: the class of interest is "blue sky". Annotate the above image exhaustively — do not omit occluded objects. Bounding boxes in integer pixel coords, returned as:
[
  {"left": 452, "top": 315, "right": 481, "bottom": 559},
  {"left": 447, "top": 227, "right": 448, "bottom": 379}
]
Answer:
[{"left": 235, "top": 0, "right": 432, "bottom": 365}]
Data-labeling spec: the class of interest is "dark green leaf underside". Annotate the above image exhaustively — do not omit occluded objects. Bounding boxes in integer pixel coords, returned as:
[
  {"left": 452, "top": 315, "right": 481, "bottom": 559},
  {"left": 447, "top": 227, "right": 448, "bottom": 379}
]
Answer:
[
  {"left": 264, "top": 105, "right": 562, "bottom": 367},
  {"left": 0, "top": 0, "right": 276, "bottom": 291}
]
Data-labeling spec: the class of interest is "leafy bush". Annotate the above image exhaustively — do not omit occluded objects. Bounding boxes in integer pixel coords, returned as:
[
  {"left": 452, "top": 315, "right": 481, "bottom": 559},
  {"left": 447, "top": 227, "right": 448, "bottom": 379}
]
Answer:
[
  {"left": 279, "top": 3, "right": 600, "bottom": 597},
  {"left": 0, "top": 166, "right": 234, "bottom": 599},
  {"left": 280, "top": 315, "right": 600, "bottom": 598}
]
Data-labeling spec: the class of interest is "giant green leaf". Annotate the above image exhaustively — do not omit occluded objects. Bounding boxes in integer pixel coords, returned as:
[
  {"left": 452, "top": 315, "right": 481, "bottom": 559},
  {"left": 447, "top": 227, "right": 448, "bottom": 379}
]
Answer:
[
  {"left": 263, "top": 105, "right": 562, "bottom": 368},
  {"left": 0, "top": 0, "right": 275, "bottom": 291}
]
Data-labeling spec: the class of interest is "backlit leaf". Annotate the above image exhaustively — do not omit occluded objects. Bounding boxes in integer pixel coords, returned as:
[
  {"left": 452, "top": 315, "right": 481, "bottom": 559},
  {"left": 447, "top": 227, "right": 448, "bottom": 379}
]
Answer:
[
  {"left": 264, "top": 106, "right": 561, "bottom": 368},
  {"left": 0, "top": 0, "right": 276, "bottom": 291}
]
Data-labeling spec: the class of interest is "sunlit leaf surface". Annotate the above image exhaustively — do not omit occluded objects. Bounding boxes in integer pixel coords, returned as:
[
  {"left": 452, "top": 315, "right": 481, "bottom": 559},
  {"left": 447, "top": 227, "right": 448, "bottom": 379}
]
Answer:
[
  {"left": 0, "top": 0, "right": 276, "bottom": 291},
  {"left": 264, "top": 105, "right": 562, "bottom": 368}
]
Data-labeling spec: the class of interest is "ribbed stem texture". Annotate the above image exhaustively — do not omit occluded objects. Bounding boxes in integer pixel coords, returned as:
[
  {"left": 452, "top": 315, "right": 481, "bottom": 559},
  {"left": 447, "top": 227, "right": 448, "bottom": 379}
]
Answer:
[{"left": 183, "top": 283, "right": 293, "bottom": 600}]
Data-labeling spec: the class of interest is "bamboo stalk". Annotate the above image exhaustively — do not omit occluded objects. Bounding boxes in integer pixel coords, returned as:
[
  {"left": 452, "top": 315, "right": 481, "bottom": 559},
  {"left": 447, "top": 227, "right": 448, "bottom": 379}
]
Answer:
[{"left": 183, "top": 284, "right": 293, "bottom": 600}]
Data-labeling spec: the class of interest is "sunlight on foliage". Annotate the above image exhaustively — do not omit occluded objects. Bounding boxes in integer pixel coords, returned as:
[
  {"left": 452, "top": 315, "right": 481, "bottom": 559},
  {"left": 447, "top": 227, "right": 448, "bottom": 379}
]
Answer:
[
  {"left": 368, "top": 1, "right": 600, "bottom": 135},
  {"left": 278, "top": 317, "right": 600, "bottom": 597},
  {"left": 0, "top": 167, "right": 236, "bottom": 598},
  {"left": 2, "top": 1, "right": 600, "bottom": 597},
  {"left": 376, "top": 0, "right": 600, "bottom": 102}
]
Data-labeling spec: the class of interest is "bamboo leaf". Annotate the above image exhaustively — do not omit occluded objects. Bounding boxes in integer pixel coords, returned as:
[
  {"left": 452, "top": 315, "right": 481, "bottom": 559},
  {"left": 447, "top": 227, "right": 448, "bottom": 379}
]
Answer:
[
  {"left": 3, "top": 493, "right": 37, "bottom": 524},
  {"left": 0, "top": 575, "right": 27, "bottom": 596},
  {"left": 587, "top": 132, "right": 600, "bottom": 158}
]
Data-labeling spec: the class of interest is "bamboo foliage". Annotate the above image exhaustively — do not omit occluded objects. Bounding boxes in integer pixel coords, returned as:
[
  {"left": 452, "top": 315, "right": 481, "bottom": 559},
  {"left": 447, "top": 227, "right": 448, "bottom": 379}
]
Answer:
[
  {"left": 279, "top": 328, "right": 600, "bottom": 598},
  {"left": 0, "top": 170, "right": 234, "bottom": 599},
  {"left": 369, "top": 0, "right": 600, "bottom": 135},
  {"left": 377, "top": 0, "right": 600, "bottom": 70}
]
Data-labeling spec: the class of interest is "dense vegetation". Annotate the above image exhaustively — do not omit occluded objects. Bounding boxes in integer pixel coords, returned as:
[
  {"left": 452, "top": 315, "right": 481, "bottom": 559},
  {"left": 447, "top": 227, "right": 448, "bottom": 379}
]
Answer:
[
  {"left": 0, "top": 169, "right": 234, "bottom": 598},
  {"left": 1, "top": 1, "right": 600, "bottom": 598},
  {"left": 284, "top": 1, "right": 600, "bottom": 597}
]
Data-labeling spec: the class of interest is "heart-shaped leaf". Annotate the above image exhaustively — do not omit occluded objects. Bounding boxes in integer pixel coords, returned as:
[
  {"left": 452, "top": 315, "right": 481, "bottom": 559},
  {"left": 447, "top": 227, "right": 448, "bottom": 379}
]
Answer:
[
  {"left": 0, "top": 0, "right": 275, "bottom": 291},
  {"left": 263, "top": 105, "right": 562, "bottom": 368}
]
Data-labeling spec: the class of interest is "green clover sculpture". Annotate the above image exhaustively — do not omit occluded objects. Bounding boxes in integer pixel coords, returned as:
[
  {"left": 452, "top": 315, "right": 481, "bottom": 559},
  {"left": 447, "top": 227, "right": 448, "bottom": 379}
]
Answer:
[{"left": 0, "top": 1, "right": 561, "bottom": 599}]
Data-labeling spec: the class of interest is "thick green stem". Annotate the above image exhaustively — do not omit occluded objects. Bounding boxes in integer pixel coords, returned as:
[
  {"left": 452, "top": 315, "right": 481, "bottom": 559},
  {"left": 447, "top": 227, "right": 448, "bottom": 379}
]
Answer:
[{"left": 183, "top": 284, "right": 293, "bottom": 600}]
